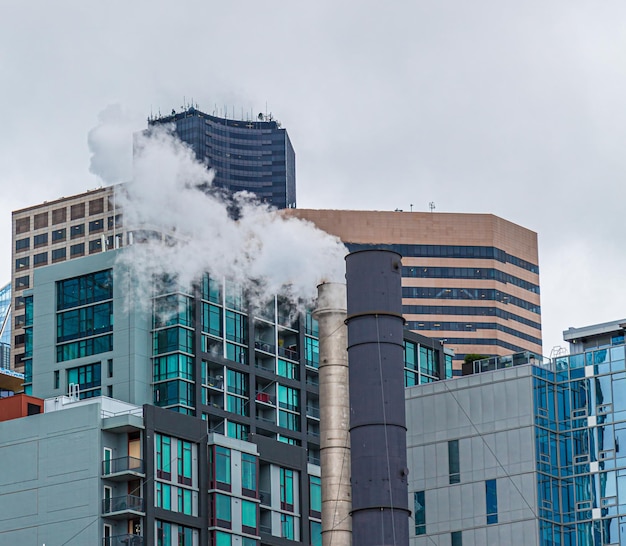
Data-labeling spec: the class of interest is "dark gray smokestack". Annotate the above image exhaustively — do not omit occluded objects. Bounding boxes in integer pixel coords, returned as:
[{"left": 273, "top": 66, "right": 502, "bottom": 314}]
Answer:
[{"left": 346, "top": 249, "right": 410, "bottom": 546}]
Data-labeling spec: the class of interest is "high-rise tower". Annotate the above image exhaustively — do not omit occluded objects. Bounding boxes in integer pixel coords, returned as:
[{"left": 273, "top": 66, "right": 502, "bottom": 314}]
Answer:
[{"left": 149, "top": 107, "right": 296, "bottom": 210}]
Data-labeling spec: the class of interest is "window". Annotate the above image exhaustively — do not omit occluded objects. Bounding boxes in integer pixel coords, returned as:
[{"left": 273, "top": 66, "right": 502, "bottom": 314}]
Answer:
[
  {"left": 310, "top": 475, "right": 321, "bottom": 516},
  {"left": 215, "top": 493, "right": 231, "bottom": 527},
  {"left": 71, "top": 203, "right": 85, "bottom": 219},
  {"left": 34, "top": 212, "right": 48, "bottom": 229},
  {"left": 16, "top": 275, "right": 30, "bottom": 289},
  {"left": 33, "top": 252, "right": 48, "bottom": 267},
  {"left": 177, "top": 525, "right": 194, "bottom": 545},
  {"left": 16, "top": 217, "right": 30, "bottom": 234},
  {"left": 89, "top": 198, "right": 104, "bottom": 215},
  {"left": 242, "top": 499, "right": 257, "bottom": 533},
  {"left": 156, "top": 482, "right": 172, "bottom": 510},
  {"left": 15, "top": 256, "right": 29, "bottom": 271},
  {"left": 227, "top": 421, "right": 249, "bottom": 441},
  {"left": 70, "top": 224, "right": 85, "bottom": 238},
  {"left": 486, "top": 479, "right": 498, "bottom": 524},
  {"left": 241, "top": 453, "right": 256, "bottom": 495},
  {"left": 33, "top": 233, "right": 48, "bottom": 247},
  {"left": 67, "top": 362, "right": 101, "bottom": 398},
  {"left": 281, "top": 513, "right": 295, "bottom": 540},
  {"left": 305, "top": 336, "right": 319, "bottom": 368},
  {"left": 201, "top": 302, "right": 222, "bottom": 337},
  {"left": 278, "top": 358, "right": 299, "bottom": 380},
  {"left": 153, "top": 327, "right": 194, "bottom": 355},
  {"left": 215, "top": 531, "right": 231, "bottom": 546},
  {"left": 15, "top": 237, "right": 29, "bottom": 251},
  {"left": 89, "top": 238, "right": 102, "bottom": 253},
  {"left": 89, "top": 219, "right": 104, "bottom": 232},
  {"left": 156, "top": 520, "right": 171, "bottom": 546},
  {"left": 225, "top": 310, "right": 247, "bottom": 344},
  {"left": 52, "top": 248, "right": 66, "bottom": 263},
  {"left": 214, "top": 446, "right": 231, "bottom": 489},
  {"left": 52, "top": 207, "right": 67, "bottom": 224},
  {"left": 70, "top": 243, "right": 84, "bottom": 257},
  {"left": 57, "top": 302, "right": 113, "bottom": 342},
  {"left": 57, "top": 270, "right": 112, "bottom": 310},
  {"left": 414, "top": 491, "right": 426, "bottom": 535},
  {"left": 311, "top": 521, "right": 322, "bottom": 546},
  {"left": 449, "top": 440, "right": 460, "bottom": 484},
  {"left": 155, "top": 433, "right": 172, "bottom": 480},
  {"left": 451, "top": 531, "right": 462, "bottom": 546},
  {"left": 107, "top": 359, "right": 113, "bottom": 377},
  {"left": 280, "top": 468, "right": 295, "bottom": 511},
  {"left": 54, "top": 370, "right": 59, "bottom": 389},
  {"left": 177, "top": 440, "right": 193, "bottom": 485}
]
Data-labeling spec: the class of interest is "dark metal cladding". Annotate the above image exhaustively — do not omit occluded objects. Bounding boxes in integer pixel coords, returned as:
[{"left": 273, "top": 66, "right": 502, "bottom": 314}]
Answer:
[{"left": 346, "top": 249, "right": 410, "bottom": 546}]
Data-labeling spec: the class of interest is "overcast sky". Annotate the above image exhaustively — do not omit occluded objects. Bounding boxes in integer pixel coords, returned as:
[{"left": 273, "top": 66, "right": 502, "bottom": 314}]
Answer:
[{"left": 2, "top": 1, "right": 626, "bottom": 354}]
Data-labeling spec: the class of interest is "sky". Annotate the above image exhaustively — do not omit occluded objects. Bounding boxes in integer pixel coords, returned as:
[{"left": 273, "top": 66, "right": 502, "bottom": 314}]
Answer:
[{"left": 2, "top": 1, "right": 626, "bottom": 355}]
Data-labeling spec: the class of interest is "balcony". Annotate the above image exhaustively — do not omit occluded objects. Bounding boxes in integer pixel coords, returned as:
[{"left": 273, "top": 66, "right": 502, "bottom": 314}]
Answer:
[
  {"left": 102, "top": 456, "right": 145, "bottom": 481},
  {"left": 102, "top": 495, "right": 145, "bottom": 519},
  {"left": 103, "top": 535, "right": 144, "bottom": 546}
]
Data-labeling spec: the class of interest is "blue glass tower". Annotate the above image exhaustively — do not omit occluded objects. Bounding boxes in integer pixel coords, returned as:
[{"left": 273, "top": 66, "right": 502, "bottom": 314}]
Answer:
[{"left": 148, "top": 107, "right": 296, "bottom": 209}]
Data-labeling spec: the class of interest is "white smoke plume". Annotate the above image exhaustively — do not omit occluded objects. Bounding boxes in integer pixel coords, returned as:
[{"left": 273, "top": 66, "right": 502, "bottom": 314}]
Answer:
[
  {"left": 88, "top": 105, "right": 137, "bottom": 184},
  {"left": 114, "top": 123, "right": 347, "bottom": 311}
]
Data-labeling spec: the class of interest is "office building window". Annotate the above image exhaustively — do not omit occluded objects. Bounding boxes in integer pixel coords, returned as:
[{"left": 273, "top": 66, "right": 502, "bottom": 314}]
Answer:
[
  {"left": 52, "top": 207, "right": 67, "bottom": 224},
  {"left": 34, "top": 212, "right": 48, "bottom": 229},
  {"left": 33, "top": 233, "right": 48, "bottom": 247},
  {"left": 311, "top": 521, "right": 322, "bottom": 546},
  {"left": 70, "top": 224, "right": 85, "bottom": 238},
  {"left": 415, "top": 491, "right": 426, "bottom": 535},
  {"left": 15, "top": 237, "right": 29, "bottom": 251},
  {"left": 486, "top": 479, "right": 498, "bottom": 524},
  {"left": 71, "top": 203, "right": 85, "bottom": 219},
  {"left": 451, "top": 531, "right": 462, "bottom": 546},
  {"left": 89, "top": 219, "right": 104, "bottom": 232},
  {"left": 214, "top": 531, "right": 231, "bottom": 546},
  {"left": 70, "top": 243, "right": 85, "bottom": 257},
  {"left": 16, "top": 275, "right": 30, "bottom": 289},
  {"left": 16, "top": 217, "right": 30, "bottom": 234},
  {"left": 15, "top": 256, "right": 29, "bottom": 271},
  {"left": 52, "top": 228, "right": 67, "bottom": 242},
  {"left": 33, "top": 252, "right": 48, "bottom": 267},
  {"left": 449, "top": 440, "right": 460, "bottom": 484},
  {"left": 177, "top": 439, "right": 193, "bottom": 485},
  {"left": 89, "top": 238, "right": 102, "bottom": 253},
  {"left": 89, "top": 198, "right": 104, "bottom": 215},
  {"left": 52, "top": 248, "right": 66, "bottom": 263}
]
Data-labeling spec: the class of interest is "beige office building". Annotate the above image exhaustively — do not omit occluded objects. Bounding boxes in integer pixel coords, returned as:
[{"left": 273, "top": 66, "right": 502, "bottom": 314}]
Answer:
[
  {"left": 11, "top": 186, "right": 123, "bottom": 372},
  {"left": 283, "top": 209, "right": 541, "bottom": 371}
]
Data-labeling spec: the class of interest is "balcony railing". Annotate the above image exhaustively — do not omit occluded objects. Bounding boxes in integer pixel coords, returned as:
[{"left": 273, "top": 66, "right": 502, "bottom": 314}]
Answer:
[
  {"left": 102, "top": 494, "right": 145, "bottom": 516},
  {"left": 102, "top": 456, "right": 144, "bottom": 477},
  {"left": 255, "top": 340, "right": 275, "bottom": 354},
  {"left": 306, "top": 406, "right": 320, "bottom": 419},
  {"left": 103, "top": 535, "right": 144, "bottom": 546},
  {"left": 259, "top": 490, "right": 272, "bottom": 506},
  {"left": 278, "top": 346, "right": 299, "bottom": 361}
]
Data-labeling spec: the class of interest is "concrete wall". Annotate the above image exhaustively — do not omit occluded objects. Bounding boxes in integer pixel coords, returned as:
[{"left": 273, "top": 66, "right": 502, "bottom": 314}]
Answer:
[
  {"left": 405, "top": 365, "right": 539, "bottom": 546},
  {"left": 0, "top": 401, "right": 103, "bottom": 545}
]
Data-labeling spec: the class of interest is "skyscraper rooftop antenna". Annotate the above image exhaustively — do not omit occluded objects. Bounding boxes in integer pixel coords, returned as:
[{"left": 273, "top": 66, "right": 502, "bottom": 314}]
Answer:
[{"left": 429, "top": 202, "right": 436, "bottom": 213}]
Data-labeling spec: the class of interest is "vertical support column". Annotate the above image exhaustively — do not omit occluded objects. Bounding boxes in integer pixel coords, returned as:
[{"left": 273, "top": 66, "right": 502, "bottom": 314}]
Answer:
[
  {"left": 345, "top": 250, "right": 410, "bottom": 546},
  {"left": 313, "top": 282, "right": 351, "bottom": 546}
]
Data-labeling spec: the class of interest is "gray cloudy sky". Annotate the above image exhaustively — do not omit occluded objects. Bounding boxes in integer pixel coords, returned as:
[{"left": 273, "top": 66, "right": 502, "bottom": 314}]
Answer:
[{"left": 2, "top": 1, "right": 626, "bottom": 354}]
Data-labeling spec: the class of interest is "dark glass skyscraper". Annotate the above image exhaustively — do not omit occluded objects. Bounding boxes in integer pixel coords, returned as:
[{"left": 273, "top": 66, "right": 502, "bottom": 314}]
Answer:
[{"left": 149, "top": 107, "right": 296, "bottom": 209}]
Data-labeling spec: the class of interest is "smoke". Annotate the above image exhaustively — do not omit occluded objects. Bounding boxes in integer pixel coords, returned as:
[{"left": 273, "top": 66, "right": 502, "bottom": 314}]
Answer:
[
  {"left": 88, "top": 105, "right": 137, "bottom": 184},
  {"left": 114, "top": 123, "right": 347, "bottom": 312}
]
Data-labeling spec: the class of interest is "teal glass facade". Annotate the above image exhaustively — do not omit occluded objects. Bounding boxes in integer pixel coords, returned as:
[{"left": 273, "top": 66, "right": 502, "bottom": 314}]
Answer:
[{"left": 532, "top": 344, "right": 626, "bottom": 545}]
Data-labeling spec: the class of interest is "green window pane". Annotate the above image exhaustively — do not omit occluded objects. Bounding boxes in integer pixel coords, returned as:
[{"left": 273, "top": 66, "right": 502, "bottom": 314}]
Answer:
[
  {"left": 215, "top": 493, "right": 231, "bottom": 522},
  {"left": 242, "top": 499, "right": 257, "bottom": 528}
]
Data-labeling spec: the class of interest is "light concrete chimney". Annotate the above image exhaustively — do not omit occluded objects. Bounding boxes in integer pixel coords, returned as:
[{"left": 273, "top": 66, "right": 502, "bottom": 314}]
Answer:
[{"left": 313, "top": 282, "right": 352, "bottom": 546}]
